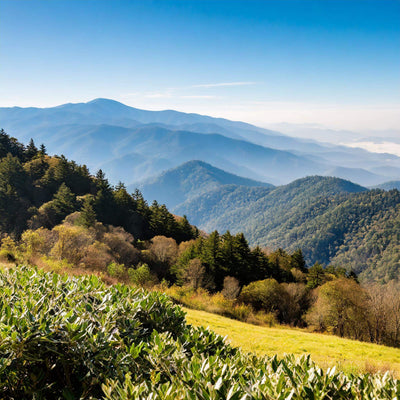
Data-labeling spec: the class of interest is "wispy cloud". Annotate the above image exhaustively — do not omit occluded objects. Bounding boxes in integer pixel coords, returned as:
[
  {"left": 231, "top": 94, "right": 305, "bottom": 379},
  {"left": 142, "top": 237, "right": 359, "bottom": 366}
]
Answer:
[
  {"left": 343, "top": 141, "right": 400, "bottom": 157},
  {"left": 121, "top": 82, "right": 258, "bottom": 100},
  {"left": 121, "top": 91, "right": 219, "bottom": 100},
  {"left": 190, "top": 81, "right": 259, "bottom": 88},
  {"left": 180, "top": 95, "right": 218, "bottom": 99}
]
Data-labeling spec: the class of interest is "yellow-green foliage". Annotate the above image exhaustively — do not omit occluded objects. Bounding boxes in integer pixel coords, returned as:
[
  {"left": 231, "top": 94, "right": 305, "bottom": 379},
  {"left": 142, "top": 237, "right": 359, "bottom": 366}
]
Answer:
[
  {"left": 185, "top": 307, "right": 400, "bottom": 376},
  {"left": 20, "top": 228, "right": 46, "bottom": 256},
  {"left": 128, "top": 263, "right": 156, "bottom": 287},
  {"left": 0, "top": 236, "right": 19, "bottom": 263},
  {"left": 163, "top": 285, "right": 275, "bottom": 326},
  {"left": 107, "top": 261, "right": 126, "bottom": 279},
  {"left": 39, "top": 255, "right": 75, "bottom": 273},
  {"left": 51, "top": 224, "right": 92, "bottom": 264}
]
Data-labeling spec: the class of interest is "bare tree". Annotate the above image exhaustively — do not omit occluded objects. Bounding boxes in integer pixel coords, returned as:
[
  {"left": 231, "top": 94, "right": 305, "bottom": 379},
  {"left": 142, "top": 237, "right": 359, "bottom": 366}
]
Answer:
[
  {"left": 365, "top": 284, "right": 389, "bottom": 344},
  {"left": 149, "top": 236, "right": 178, "bottom": 265},
  {"left": 385, "top": 280, "right": 400, "bottom": 345},
  {"left": 184, "top": 258, "right": 205, "bottom": 290},
  {"left": 222, "top": 276, "right": 240, "bottom": 299}
]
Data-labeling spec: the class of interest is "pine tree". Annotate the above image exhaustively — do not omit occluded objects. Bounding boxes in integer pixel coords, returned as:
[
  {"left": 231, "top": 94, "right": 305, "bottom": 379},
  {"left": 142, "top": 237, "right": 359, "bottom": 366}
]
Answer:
[
  {"left": 78, "top": 196, "right": 96, "bottom": 227},
  {"left": 203, "top": 231, "right": 221, "bottom": 273},
  {"left": 307, "top": 263, "right": 326, "bottom": 289},
  {"left": 231, "top": 233, "right": 251, "bottom": 284},
  {"left": 177, "top": 215, "right": 195, "bottom": 242},
  {"left": 291, "top": 248, "right": 307, "bottom": 272},
  {"left": 0, "top": 153, "right": 29, "bottom": 196},
  {"left": 52, "top": 183, "right": 76, "bottom": 216},
  {"left": 25, "top": 138, "right": 38, "bottom": 161},
  {"left": 39, "top": 143, "right": 47, "bottom": 156},
  {"left": 94, "top": 169, "right": 115, "bottom": 224},
  {"left": 0, "top": 129, "right": 24, "bottom": 159}
]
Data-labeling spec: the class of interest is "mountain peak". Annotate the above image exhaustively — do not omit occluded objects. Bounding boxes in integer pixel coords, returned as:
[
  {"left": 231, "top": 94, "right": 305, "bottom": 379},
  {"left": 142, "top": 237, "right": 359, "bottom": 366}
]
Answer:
[
  {"left": 87, "top": 98, "right": 127, "bottom": 106},
  {"left": 134, "top": 160, "right": 273, "bottom": 209},
  {"left": 278, "top": 175, "right": 368, "bottom": 196}
]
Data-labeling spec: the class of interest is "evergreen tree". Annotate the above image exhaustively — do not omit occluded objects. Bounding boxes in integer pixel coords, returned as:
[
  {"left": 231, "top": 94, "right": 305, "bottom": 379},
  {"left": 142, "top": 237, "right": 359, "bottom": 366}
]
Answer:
[
  {"left": 31, "top": 183, "right": 77, "bottom": 229},
  {"left": 220, "top": 231, "right": 235, "bottom": 277},
  {"left": 94, "top": 169, "right": 115, "bottom": 225},
  {"left": 39, "top": 143, "right": 47, "bottom": 156},
  {"left": 307, "top": 263, "right": 326, "bottom": 289},
  {"left": 114, "top": 182, "right": 136, "bottom": 211},
  {"left": 77, "top": 196, "right": 96, "bottom": 228},
  {"left": 250, "top": 246, "right": 276, "bottom": 282},
  {"left": 149, "top": 201, "right": 179, "bottom": 238},
  {"left": 52, "top": 183, "right": 77, "bottom": 217},
  {"left": 202, "top": 231, "right": 222, "bottom": 288},
  {"left": 0, "top": 129, "right": 24, "bottom": 159},
  {"left": 291, "top": 249, "right": 307, "bottom": 272},
  {"left": 132, "top": 189, "right": 149, "bottom": 215},
  {"left": 113, "top": 182, "right": 150, "bottom": 237},
  {"left": 0, "top": 153, "right": 29, "bottom": 197},
  {"left": 232, "top": 232, "right": 251, "bottom": 282},
  {"left": 25, "top": 138, "right": 38, "bottom": 161},
  {"left": 176, "top": 215, "right": 196, "bottom": 242}
]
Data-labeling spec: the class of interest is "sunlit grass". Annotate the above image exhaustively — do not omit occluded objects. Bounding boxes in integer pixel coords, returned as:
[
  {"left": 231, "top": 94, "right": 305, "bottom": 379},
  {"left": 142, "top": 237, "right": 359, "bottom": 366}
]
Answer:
[{"left": 185, "top": 307, "right": 400, "bottom": 376}]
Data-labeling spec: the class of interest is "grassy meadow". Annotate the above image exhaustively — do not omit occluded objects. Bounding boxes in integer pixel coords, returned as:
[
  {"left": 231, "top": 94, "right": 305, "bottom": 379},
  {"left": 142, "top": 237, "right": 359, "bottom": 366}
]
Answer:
[{"left": 185, "top": 307, "right": 400, "bottom": 376}]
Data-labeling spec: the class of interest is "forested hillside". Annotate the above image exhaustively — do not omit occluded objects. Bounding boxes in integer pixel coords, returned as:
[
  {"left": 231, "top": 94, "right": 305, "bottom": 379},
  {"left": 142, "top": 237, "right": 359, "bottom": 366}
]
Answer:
[
  {"left": 172, "top": 173, "right": 400, "bottom": 282},
  {"left": 374, "top": 180, "right": 400, "bottom": 191},
  {"left": 0, "top": 128, "right": 197, "bottom": 242},
  {"left": 0, "top": 129, "right": 308, "bottom": 290},
  {"left": 4, "top": 122, "right": 396, "bottom": 285}
]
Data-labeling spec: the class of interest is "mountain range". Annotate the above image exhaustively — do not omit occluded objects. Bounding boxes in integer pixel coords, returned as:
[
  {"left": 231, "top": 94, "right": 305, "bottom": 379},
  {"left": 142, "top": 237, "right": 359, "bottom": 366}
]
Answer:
[
  {"left": 137, "top": 160, "right": 399, "bottom": 282},
  {"left": 1, "top": 98, "right": 399, "bottom": 187}
]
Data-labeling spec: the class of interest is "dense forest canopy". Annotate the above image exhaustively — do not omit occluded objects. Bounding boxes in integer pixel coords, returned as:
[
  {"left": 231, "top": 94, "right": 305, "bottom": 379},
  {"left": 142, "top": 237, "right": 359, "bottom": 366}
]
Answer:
[
  {"left": 173, "top": 172, "right": 400, "bottom": 283},
  {"left": 0, "top": 128, "right": 197, "bottom": 243}
]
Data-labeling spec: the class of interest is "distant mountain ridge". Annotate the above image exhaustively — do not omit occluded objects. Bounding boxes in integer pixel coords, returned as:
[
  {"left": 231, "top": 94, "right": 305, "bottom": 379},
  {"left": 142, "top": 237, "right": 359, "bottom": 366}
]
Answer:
[
  {"left": 373, "top": 180, "right": 400, "bottom": 191},
  {"left": 1, "top": 98, "right": 400, "bottom": 187}
]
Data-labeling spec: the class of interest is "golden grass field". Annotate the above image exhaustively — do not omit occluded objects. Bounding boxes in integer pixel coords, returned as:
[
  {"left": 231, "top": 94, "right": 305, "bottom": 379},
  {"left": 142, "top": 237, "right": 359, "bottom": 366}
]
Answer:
[{"left": 185, "top": 307, "right": 400, "bottom": 376}]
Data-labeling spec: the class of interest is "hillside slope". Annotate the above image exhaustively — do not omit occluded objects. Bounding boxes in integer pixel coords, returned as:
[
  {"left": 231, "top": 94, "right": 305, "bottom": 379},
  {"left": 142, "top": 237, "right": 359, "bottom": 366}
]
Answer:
[
  {"left": 173, "top": 175, "right": 400, "bottom": 281},
  {"left": 186, "top": 307, "right": 400, "bottom": 375}
]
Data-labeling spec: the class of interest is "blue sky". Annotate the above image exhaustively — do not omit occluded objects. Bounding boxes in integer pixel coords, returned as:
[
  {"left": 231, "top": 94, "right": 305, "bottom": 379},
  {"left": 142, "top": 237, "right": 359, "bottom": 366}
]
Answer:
[{"left": 1, "top": 0, "right": 399, "bottom": 131}]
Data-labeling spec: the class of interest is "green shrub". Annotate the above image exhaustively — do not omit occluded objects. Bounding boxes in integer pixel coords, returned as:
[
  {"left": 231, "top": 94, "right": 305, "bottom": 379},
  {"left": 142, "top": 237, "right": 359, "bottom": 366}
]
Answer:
[
  {"left": 128, "top": 263, "right": 156, "bottom": 287},
  {"left": 107, "top": 261, "right": 126, "bottom": 279},
  {"left": 239, "top": 278, "right": 291, "bottom": 322},
  {"left": 0, "top": 266, "right": 186, "bottom": 398}
]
